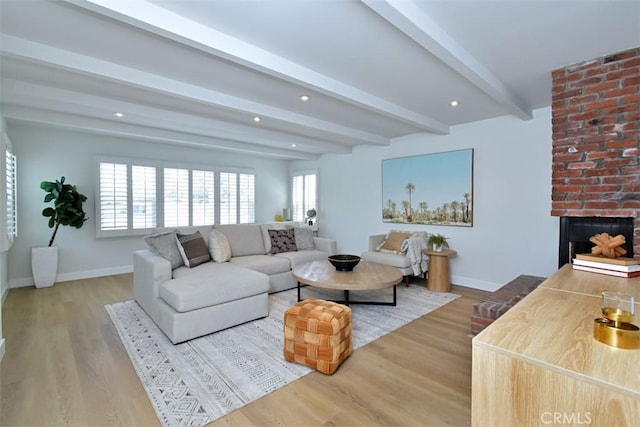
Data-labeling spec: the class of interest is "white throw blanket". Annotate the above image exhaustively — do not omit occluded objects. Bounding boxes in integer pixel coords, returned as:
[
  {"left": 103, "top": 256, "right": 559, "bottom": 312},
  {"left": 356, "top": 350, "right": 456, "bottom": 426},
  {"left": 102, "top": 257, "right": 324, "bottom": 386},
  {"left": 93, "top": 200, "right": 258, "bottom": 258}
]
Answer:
[{"left": 401, "top": 236, "right": 429, "bottom": 276}]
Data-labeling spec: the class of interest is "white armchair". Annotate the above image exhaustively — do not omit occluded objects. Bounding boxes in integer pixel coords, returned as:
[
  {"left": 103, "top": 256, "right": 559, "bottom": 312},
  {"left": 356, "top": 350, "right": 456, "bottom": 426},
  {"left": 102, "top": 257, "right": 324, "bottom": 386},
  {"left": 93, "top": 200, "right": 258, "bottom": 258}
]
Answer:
[{"left": 361, "top": 233, "right": 429, "bottom": 286}]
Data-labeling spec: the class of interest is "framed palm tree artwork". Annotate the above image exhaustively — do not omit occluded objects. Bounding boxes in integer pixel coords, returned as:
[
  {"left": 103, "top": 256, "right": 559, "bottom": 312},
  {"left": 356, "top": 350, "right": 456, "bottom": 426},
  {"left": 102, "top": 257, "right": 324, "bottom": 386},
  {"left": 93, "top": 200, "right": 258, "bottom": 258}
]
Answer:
[{"left": 381, "top": 148, "right": 473, "bottom": 226}]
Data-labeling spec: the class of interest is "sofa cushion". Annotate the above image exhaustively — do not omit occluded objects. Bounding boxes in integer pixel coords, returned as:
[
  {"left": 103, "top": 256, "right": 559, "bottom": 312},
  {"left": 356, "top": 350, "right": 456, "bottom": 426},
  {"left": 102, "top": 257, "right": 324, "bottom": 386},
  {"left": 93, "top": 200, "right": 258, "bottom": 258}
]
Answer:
[
  {"left": 163, "top": 263, "right": 269, "bottom": 312},
  {"left": 209, "top": 229, "right": 232, "bottom": 263},
  {"left": 260, "top": 223, "right": 293, "bottom": 253},
  {"left": 230, "top": 254, "right": 291, "bottom": 276},
  {"left": 274, "top": 249, "right": 328, "bottom": 268},
  {"left": 377, "top": 231, "right": 411, "bottom": 254},
  {"left": 361, "top": 250, "right": 411, "bottom": 269},
  {"left": 176, "top": 231, "right": 211, "bottom": 268},
  {"left": 268, "top": 228, "right": 298, "bottom": 254},
  {"left": 294, "top": 227, "right": 315, "bottom": 250},
  {"left": 214, "top": 224, "right": 265, "bottom": 256},
  {"left": 144, "top": 229, "right": 184, "bottom": 269}
]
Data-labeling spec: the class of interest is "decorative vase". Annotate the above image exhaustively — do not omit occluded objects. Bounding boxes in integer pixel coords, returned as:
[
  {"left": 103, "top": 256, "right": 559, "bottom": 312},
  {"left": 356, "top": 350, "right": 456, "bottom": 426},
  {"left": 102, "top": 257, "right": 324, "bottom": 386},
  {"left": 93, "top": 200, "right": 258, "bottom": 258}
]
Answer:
[{"left": 32, "top": 246, "right": 58, "bottom": 288}]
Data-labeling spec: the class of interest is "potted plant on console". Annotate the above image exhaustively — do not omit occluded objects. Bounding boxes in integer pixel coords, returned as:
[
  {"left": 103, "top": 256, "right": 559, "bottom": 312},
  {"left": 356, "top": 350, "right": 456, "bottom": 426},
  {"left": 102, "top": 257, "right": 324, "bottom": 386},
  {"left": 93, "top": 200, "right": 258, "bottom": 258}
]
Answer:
[
  {"left": 32, "top": 176, "right": 88, "bottom": 288},
  {"left": 428, "top": 233, "right": 447, "bottom": 252}
]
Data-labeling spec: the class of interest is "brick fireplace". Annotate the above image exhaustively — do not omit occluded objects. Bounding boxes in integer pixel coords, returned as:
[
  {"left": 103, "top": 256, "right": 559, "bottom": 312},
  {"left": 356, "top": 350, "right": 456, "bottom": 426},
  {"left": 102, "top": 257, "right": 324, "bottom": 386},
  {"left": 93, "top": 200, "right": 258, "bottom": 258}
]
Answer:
[{"left": 551, "top": 47, "right": 640, "bottom": 262}]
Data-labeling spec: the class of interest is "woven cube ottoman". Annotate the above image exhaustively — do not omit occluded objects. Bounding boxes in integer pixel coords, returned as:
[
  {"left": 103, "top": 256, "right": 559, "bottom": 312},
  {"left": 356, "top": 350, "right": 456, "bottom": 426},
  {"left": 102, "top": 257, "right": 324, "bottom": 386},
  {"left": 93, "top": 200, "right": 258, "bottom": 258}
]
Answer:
[{"left": 283, "top": 298, "right": 352, "bottom": 375}]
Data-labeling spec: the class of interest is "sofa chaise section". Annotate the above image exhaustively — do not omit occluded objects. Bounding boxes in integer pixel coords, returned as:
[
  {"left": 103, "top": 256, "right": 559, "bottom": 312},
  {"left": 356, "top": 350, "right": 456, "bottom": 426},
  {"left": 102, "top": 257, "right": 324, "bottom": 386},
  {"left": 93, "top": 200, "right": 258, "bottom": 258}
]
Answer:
[{"left": 134, "top": 250, "right": 270, "bottom": 344}]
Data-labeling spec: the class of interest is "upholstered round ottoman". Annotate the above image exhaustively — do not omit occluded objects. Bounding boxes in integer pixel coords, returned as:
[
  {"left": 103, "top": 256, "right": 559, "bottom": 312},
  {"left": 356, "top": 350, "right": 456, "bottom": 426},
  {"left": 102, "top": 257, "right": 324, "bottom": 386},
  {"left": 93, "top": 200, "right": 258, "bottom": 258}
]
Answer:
[{"left": 283, "top": 298, "right": 352, "bottom": 375}]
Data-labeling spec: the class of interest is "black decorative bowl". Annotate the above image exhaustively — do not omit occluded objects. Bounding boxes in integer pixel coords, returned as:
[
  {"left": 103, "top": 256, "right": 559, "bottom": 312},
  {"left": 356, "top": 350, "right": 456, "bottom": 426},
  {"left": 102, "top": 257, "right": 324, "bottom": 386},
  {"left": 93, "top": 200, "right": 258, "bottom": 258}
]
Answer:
[{"left": 328, "top": 254, "right": 361, "bottom": 272}]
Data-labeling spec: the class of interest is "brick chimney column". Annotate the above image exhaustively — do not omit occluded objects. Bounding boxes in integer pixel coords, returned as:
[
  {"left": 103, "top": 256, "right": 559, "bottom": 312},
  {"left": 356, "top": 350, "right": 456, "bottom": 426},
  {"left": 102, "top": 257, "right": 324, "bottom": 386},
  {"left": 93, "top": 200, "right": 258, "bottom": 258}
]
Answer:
[{"left": 551, "top": 48, "right": 640, "bottom": 258}]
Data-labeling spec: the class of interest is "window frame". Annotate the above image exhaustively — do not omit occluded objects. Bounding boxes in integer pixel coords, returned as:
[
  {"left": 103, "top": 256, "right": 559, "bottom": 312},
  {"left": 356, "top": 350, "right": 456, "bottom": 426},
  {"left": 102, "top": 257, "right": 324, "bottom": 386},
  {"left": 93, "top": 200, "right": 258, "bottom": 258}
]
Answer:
[
  {"left": 291, "top": 169, "right": 318, "bottom": 223},
  {"left": 1, "top": 131, "right": 17, "bottom": 252},
  {"left": 96, "top": 156, "right": 256, "bottom": 237},
  {"left": 96, "top": 156, "right": 159, "bottom": 238}
]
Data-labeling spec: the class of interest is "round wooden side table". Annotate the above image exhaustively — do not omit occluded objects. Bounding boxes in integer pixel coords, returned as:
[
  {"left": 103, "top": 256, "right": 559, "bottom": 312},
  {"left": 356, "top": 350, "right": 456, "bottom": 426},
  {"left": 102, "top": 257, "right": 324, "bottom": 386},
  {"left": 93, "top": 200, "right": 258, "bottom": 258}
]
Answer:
[{"left": 422, "top": 248, "right": 457, "bottom": 292}]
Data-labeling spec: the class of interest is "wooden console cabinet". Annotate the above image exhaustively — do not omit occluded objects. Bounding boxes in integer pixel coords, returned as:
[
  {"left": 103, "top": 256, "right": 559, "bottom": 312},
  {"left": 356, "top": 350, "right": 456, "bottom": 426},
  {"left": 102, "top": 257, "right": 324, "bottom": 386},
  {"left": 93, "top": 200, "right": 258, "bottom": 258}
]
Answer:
[{"left": 472, "top": 265, "right": 640, "bottom": 426}]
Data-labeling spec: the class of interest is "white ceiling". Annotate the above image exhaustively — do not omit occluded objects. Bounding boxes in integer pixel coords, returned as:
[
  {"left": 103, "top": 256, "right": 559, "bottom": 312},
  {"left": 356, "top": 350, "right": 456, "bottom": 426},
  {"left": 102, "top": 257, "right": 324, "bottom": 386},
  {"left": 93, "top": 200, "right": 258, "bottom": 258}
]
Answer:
[{"left": 1, "top": 0, "right": 638, "bottom": 160}]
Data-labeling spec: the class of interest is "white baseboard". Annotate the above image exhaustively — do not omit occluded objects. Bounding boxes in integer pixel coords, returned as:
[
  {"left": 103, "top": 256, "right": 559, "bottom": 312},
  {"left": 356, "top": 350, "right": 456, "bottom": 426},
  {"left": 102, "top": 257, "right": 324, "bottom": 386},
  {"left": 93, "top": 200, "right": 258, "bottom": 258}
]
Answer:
[
  {"left": 1, "top": 285, "right": 9, "bottom": 304},
  {"left": 10, "top": 265, "right": 133, "bottom": 288},
  {"left": 0, "top": 338, "right": 5, "bottom": 362},
  {"left": 451, "top": 275, "right": 502, "bottom": 292}
]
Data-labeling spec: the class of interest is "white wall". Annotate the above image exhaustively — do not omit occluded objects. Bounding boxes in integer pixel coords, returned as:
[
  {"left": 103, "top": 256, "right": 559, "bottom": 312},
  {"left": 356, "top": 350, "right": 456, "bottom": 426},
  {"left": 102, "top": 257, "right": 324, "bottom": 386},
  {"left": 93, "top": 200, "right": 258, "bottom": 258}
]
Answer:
[
  {"left": 294, "top": 108, "right": 558, "bottom": 291},
  {"left": 6, "top": 123, "right": 290, "bottom": 286},
  {"left": 6, "top": 108, "right": 558, "bottom": 291}
]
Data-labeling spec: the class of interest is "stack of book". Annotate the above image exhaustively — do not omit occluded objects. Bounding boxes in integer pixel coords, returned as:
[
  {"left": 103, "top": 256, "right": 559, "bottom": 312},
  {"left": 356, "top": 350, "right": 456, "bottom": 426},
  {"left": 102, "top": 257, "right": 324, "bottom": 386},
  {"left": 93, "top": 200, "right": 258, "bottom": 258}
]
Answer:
[{"left": 572, "top": 254, "right": 640, "bottom": 278}]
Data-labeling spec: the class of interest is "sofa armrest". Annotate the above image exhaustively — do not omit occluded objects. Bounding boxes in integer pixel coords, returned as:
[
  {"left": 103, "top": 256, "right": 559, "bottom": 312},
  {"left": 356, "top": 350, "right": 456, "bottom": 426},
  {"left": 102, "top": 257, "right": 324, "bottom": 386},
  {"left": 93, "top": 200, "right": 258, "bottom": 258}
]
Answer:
[
  {"left": 133, "top": 249, "right": 172, "bottom": 318},
  {"left": 368, "top": 234, "right": 386, "bottom": 251},
  {"left": 313, "top": 237, "right": 337, "bottom": 255}
]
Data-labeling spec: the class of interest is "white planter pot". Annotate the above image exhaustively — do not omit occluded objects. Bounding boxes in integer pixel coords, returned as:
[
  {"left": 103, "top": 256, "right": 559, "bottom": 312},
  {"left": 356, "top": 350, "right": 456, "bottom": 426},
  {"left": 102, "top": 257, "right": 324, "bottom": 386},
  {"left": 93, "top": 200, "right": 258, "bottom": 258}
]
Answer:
[
  {"left": 432, "top": 243, "right": 443, "bottom": 252},
  {"left": 32, "top": 246, "right": 58, "bottom": 288}
]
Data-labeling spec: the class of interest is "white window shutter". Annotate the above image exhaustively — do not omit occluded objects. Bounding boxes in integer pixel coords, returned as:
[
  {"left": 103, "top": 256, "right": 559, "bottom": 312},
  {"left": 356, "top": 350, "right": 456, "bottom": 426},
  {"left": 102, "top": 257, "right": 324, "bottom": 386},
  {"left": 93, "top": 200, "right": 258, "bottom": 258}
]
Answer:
[
  {"left": 239, "top": 173, "right": 255, "bottom": 224},
  {"left": 192, "top": 170, "right": 215, "bottom": 226},
  {"left": 219, "top": 172, "right": 237, "bottom": 225},
  {"left": 164, "top": 168, "right": 189, "bottom": 227},
  {"left": 99, "top": 162, "right": 128, "bottom": 231},
  {"left": 132, "top": 165, "right": 156, "bottom": 229}
]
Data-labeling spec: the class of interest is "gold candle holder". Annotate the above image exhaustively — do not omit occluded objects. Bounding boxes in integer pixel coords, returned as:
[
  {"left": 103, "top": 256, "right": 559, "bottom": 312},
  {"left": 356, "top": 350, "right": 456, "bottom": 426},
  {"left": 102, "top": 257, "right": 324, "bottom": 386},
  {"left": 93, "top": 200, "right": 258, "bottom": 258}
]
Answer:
[{"left": 593, "top": 292, "right": 640, "bottom": 349}]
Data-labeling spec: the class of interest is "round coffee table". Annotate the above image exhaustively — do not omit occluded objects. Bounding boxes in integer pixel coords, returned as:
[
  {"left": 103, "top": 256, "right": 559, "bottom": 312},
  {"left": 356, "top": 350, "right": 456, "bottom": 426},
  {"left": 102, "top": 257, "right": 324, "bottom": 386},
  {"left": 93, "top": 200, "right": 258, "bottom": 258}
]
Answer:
[{"left": 292, "top": 259, "right": 402, "bottom": 306}]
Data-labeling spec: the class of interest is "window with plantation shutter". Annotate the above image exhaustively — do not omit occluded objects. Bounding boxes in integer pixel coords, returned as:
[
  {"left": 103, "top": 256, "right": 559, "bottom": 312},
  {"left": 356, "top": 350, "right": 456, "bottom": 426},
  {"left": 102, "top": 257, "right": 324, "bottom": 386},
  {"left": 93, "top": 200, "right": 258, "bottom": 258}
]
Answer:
[
  {"left": 219, "top": 172, "right": 237, "bottom": 225},
  {"left": 99, "top": 162, "right": 128, "bottom": 231},
  {"left": 96, "top": 156, "right": 256, "bottom": 236},
  {"left": 292, "top": 175, "right": 303, "bottom": 222},
  {"left": 97, "top": 158, "right": 157, "bottom": 236},
  {"left": 6, "top": 150, "right": 17, "bottom": 242},
  {"left": 132, "top": 165, "right": 156, "bottom": 229},
  {"left": 192, "top": 170, "right": 215, "bottom": 226},
  {"left": 163, "top": 168, "right": 189, "bottom": 227},
  {"left": 292, "top": 171, "right": 317, "bottom": 222},
  {"left": 239, "top": 173, "right": 255, "bottom": 224},
  {"left": 2, "top": 131, "right": 18, "bottom": 251}
]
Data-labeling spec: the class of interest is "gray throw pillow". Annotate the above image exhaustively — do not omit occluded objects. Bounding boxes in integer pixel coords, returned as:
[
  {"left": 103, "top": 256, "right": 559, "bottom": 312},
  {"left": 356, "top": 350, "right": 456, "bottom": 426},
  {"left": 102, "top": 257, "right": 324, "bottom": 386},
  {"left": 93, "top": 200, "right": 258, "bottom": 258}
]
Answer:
[
  {"left": 144, "top": 230, "right": 184, "bottom": 269},
  {"left": 294, "top": 227, "right": 315, "bottom": 250},
  {"left": 176, "top": 231, "right": 211, "bottom": 268}
]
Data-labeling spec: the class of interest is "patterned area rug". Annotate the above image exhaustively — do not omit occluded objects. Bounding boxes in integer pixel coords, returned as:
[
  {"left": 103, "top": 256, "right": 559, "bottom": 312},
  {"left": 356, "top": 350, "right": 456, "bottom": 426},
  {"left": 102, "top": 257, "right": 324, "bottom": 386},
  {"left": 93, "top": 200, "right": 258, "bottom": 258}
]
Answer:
[{"left": 105, "top": 285, "right": 459, "bottom": 427}]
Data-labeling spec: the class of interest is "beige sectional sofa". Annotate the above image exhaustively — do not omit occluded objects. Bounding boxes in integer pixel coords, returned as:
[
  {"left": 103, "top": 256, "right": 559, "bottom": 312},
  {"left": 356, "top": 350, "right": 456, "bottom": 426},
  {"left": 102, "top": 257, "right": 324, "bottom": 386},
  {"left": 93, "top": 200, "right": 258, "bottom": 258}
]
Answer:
[{"left": 133, "top": 223, "right": 337, "bottom": 344}]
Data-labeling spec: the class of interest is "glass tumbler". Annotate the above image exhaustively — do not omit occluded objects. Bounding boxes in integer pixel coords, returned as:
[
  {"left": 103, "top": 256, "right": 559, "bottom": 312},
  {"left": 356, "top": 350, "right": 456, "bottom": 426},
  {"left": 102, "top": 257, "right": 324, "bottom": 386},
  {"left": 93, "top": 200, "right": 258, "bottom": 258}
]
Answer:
[{"left": 602, "top": 291, "right": 635, "bottom": 324}]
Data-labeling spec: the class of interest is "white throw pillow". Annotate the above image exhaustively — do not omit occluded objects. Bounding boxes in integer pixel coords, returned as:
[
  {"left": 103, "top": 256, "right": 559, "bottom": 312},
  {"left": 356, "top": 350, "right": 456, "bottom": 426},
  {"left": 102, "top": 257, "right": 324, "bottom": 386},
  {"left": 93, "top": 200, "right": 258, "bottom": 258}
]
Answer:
[{"left": 209, "top": 229, "right": 232, "bottom": 263}]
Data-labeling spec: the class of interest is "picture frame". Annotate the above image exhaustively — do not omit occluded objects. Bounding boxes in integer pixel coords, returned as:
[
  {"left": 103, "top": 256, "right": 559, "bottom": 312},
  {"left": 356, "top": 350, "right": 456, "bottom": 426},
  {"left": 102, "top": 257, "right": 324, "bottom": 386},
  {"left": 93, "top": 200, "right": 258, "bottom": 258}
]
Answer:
[{"left": 381, "top": 148, "right": 473, "bottom": 226}]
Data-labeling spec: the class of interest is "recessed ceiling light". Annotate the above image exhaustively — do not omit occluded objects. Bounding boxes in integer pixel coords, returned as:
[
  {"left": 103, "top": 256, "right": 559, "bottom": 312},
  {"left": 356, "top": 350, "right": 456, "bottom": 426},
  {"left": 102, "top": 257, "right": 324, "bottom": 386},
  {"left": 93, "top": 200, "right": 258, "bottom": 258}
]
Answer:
[
  {"left": 291, "top": 144, "right": 297, "bottom": 148},
  {"left": 253, "top": 116, "right": 261, "bottom": 122},
  {"left": 449, "top": 100, "right": 460, "bottom": 107},
  {"left": 113, "top": 112, "right": 125, "bottom": 118},
  {"left": 300, "top": 95, "right": 310, "bottom": 102}
]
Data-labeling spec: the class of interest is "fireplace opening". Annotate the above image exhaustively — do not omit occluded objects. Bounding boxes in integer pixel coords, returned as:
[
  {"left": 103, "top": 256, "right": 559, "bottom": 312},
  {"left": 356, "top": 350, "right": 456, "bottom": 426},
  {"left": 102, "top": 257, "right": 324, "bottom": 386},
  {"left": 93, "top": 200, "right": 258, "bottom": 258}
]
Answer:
[{"left": 558, "top": 216, "right": 634, "bottom": 268}]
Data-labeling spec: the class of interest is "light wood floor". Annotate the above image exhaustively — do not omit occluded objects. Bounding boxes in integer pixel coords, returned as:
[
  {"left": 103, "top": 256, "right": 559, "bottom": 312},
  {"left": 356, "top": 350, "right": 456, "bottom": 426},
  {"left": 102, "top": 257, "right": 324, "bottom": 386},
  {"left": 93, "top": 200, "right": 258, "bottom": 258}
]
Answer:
[{"left": 1, "top": 274, "right": 488, "bottom": 427}]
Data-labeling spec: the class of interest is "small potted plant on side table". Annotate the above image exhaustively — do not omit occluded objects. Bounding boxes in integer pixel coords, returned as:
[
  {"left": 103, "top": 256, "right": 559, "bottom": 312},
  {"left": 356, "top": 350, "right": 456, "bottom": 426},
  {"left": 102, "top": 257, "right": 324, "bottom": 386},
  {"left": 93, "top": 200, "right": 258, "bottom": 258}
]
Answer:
[{"left": 427, "top": 234, "right": 447, "bottom": 252}]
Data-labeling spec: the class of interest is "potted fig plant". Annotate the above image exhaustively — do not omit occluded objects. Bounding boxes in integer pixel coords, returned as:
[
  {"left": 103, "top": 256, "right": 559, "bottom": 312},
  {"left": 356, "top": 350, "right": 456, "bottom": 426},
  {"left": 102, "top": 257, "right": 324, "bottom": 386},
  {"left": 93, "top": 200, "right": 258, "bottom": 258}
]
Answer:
[
  {"left": 428, "top": 233, "right": 447, "bottom": 252},
  {"left": 32, "top": 176, "right": 88, "bottom": 288}
]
